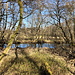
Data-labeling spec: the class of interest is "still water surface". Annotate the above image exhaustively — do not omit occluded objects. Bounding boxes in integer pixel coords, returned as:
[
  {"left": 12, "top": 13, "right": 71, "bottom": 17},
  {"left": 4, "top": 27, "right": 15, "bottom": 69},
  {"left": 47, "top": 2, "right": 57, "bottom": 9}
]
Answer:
[{"left": 4, "top": 43, "right": 55, "bottom": 48}]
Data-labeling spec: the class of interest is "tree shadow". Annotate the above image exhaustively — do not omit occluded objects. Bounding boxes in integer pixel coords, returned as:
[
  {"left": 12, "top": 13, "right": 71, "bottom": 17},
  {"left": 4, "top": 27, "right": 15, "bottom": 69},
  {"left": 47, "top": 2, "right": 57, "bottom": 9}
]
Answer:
[
  {"left": 20, "top": 49, "right": 50, "bottom": 75},
  {"left": 0, "top": 48, "right": 51, "bottom": 75},
  {"left": 0, "top": 58, "right": 17, "bottom": 75}
]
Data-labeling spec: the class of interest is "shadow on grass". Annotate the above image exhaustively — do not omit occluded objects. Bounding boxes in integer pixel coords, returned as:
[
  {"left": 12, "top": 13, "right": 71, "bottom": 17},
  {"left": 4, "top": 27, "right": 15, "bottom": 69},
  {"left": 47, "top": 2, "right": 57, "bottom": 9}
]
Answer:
[
  {"left": 20, "top": 49, "right": 50, "bottom": 75},
  {"left": 0, "top": 58, "right": 16, "bottom": 75}
]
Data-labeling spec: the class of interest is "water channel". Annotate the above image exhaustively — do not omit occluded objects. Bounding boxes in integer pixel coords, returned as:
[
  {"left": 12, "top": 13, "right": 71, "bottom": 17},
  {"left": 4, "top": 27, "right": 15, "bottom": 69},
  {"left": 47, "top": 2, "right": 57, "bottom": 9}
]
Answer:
[{"left": 3, "top": 43, "right": 55, "bottom": 48}]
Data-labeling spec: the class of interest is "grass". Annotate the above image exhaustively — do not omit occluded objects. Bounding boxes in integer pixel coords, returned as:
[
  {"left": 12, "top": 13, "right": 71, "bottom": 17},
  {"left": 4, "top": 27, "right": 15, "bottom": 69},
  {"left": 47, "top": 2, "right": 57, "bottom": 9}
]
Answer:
[
  {"left": 29, "top": 52, "right": 68, "bottom": 75},
  {"left": 0, "top": 55, "right": 39, "bottom": 75},
  {"left": 0, "top": 48, "right": 71, "bottom": 75}
]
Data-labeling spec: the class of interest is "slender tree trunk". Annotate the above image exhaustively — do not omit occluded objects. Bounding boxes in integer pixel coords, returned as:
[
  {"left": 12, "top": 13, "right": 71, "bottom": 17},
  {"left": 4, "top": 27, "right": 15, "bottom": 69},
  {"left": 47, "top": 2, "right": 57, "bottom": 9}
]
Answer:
[
  {"left": 57, "top": 18, "right": 70, "bottom": 43},
  {"left": 0, "top": 0, "right": 23, "bottom": 60},
  {"left": 15, "top": 47, "right": 18, "bottom": 59},
  {"left": 59, "top": 26, "right": 70, "bottom": 43},
  {"left": 65, "top": 19, "right": 74, "bottom": 45},
  {"left": 73, "top": 18, "right": 75, "bottom": 43}
]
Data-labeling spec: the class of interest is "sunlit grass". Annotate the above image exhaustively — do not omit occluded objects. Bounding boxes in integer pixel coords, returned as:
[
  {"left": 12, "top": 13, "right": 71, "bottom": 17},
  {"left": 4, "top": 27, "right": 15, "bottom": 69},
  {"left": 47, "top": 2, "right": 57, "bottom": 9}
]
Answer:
[
  {"left": 29, "top": 52, "right": 68, "bottom": 75},
  {"left": 0, "top": 48, "right": 70, "bottom": 75}
]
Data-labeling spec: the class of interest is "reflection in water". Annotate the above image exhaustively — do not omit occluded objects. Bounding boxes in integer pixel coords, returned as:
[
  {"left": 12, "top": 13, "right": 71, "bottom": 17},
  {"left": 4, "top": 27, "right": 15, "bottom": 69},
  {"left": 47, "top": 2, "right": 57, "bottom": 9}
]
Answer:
[{"left": 4, "top": 43, "right": 55, "bottom": 48}]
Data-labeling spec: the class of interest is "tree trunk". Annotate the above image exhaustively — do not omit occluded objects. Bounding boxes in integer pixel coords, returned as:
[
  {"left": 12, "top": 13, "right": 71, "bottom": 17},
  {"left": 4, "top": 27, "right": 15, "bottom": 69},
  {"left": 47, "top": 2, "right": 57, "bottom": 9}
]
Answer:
[
  {"left": 15, "top": 47, "right": 18, "bottom": 59},
  {"left": 65, "top": 19, "right": 74, "bottom": 45},
  {"left": 0, "top": 0, "right": 23, "bottom": 60},
  {"left": 73, "top": 18, "right": 75, "bottom": 43}
]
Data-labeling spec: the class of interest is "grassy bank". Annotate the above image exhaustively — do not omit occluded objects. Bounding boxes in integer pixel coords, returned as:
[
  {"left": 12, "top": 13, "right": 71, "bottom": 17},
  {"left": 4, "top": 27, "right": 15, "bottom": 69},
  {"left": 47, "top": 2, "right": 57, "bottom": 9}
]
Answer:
[{"left": 0, "top": 47, "right": 73, "bottom": 75}]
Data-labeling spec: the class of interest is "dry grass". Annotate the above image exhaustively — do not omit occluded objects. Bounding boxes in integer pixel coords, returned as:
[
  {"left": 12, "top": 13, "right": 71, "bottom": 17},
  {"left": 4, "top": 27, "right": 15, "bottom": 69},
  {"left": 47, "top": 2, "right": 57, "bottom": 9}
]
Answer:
[{"left": 0, "top": 48, "right": 72, "bottom": 75}]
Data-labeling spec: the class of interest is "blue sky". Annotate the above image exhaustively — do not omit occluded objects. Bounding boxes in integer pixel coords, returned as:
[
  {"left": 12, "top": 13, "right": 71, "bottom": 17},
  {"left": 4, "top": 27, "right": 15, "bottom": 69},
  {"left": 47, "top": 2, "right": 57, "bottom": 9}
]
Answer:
[
  {"left": 1, "top": 0, "right": 48, "bottom": 28},
  {"left": 1, "top": 0, "right": 74, "bottom": 29}
]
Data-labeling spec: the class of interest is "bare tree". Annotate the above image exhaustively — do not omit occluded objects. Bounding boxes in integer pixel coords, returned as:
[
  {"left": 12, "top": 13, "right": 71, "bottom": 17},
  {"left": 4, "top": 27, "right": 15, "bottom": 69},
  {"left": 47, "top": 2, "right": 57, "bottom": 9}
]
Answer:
[
  {"left": 0, "top": 0, "right": 36, "bottom": 61},
  {"left": 43, "top": 0, "right": 75, "bottom": 44}
]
